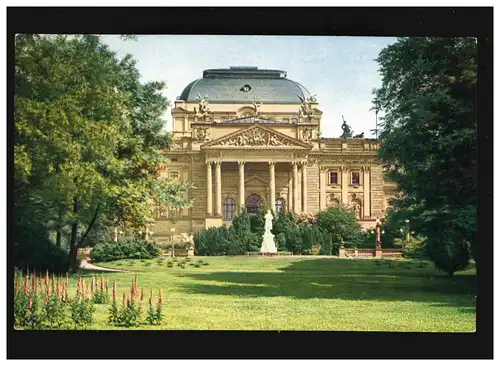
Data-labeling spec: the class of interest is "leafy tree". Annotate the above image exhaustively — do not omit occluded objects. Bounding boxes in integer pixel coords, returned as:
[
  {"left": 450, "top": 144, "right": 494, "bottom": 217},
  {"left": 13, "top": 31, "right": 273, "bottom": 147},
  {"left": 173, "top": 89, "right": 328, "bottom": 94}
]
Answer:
[
  {"left": 315, "top": 205, "right": 362, "bottom": 248},
  {"left": 14, "top": 34, "right": 190, "bottom": 272},
  {"left": 373, "top": 37, "right": 476, "bottom": 273}
]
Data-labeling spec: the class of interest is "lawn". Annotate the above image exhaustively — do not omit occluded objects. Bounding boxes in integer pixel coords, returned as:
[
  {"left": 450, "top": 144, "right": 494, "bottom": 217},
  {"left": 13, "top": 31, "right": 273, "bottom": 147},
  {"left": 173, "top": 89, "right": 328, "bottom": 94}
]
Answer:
[{"left": 76, "top": 256, "right": 476, "bottom": 331}]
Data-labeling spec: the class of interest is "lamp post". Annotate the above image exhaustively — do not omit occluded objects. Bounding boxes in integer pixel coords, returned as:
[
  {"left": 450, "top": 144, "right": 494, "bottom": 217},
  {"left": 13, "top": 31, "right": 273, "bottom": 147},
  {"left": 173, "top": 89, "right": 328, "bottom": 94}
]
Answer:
[
  {"left": 170, "top": 227, "right": 176, "bottom": 258},
  {"left": 375, "top": 218, "right": 382, "bottom": 249},
  {"left": 405, "top": 219, "right": 410, "bottom": 242},
  {"left": 375, "top": 217, "right": 383, "bottom": 258}
]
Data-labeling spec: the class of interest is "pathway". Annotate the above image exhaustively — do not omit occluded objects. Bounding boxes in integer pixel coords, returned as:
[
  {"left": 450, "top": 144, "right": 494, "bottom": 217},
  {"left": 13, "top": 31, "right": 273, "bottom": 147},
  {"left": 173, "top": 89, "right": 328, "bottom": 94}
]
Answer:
[{"left": 79, "top": 259, "right": 128, "bottom": 273}]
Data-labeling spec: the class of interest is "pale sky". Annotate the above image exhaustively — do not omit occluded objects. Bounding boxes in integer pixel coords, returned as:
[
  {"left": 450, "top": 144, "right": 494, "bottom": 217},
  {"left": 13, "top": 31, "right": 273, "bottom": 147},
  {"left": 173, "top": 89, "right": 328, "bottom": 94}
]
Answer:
[{"left": 100, "top": 35, "right": 397, "bottom": 138}]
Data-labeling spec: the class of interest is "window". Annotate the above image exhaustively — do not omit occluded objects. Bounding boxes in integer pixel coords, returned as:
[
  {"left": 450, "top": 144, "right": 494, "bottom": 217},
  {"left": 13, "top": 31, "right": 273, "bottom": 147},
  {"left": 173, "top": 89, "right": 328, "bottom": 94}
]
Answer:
[
  {"left": 328, "top": 171, "right": 338, "bottom": 185},
  {"left": 246, "top": 194, "right": 262, "bottom": 214},
  {"left": 223, "top": 197, "right": 236, "bottom": 220},
  {"left": 351, "top": 171, "right": 360, "bottom": 186},
  {"left": 275, "top": 198, "right": 286, "bottom": 214},
  {"left": 291, "top": 118, "right": 298, "bottom": 124},
  {"left": 170, "top": 171, "right": 179, "bottom": 179}
]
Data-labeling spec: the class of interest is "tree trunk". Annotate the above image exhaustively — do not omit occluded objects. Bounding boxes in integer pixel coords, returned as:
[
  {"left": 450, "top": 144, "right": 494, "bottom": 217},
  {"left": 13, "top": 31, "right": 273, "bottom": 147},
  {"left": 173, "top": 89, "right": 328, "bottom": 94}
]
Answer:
[
  {"left": 67, "top": 197, "right": 79, "bottom": 273},
  {"left": 56, "top": 229, "right": 62, "bottom": 249},
  {"left": 67, "top": 202, "right": 102, "bottom": 273},
  {"left": 55, "top": 209, "right": 62, "bottom": 249}
]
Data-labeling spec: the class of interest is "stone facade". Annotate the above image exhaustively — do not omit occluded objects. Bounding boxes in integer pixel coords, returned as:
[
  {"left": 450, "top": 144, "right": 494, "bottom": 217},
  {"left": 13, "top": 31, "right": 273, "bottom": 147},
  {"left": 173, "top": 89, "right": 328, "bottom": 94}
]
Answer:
[{"left": 152, "top": 67, "right": 396, "bottom": 243}]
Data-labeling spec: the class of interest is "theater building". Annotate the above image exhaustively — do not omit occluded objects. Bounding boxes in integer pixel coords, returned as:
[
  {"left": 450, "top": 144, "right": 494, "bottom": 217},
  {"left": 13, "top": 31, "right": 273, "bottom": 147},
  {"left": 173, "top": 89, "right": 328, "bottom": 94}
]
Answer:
[{"left": 152, "top": 66, "right": 396, "bottom": 243}]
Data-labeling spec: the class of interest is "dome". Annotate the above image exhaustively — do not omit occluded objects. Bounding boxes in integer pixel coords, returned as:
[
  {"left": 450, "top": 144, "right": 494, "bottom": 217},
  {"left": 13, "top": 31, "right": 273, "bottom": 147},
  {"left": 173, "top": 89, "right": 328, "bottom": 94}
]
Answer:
[{"left": 179, "top": 66, "right": 311, "bottom": 104}]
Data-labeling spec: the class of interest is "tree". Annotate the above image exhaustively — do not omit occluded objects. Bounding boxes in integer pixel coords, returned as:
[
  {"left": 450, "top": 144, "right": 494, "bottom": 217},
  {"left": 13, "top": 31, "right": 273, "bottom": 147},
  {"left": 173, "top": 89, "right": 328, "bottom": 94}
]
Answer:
[
  {"left": 14, "top": 34, "right": 190, "bottom": 272},
  {"left": 373, "top": 37, "right": 476, "bottom": 274},
  {"left": 315, "top": 205, "right": 362, "bottom": 248}
]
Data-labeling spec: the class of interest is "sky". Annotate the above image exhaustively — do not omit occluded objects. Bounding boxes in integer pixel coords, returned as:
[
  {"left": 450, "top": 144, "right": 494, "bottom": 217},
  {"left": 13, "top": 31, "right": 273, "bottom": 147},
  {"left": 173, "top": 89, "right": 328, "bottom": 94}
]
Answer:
[{"left": 100, "top": 35, "right": 398, "bottom": 138}]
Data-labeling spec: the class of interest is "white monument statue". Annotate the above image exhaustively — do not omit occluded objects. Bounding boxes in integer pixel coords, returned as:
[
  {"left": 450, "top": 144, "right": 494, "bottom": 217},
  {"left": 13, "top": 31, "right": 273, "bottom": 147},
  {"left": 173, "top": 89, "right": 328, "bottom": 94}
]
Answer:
[{"left": 260, "top": 210, "right": 278, "bottom": 254}]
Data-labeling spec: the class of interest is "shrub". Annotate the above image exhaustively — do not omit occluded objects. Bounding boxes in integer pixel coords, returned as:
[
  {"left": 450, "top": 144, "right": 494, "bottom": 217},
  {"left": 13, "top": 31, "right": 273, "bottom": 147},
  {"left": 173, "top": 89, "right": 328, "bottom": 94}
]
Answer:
[
  {"left": 108, "top": 300, "right": 119, "bottom": 325},
  {"left": 425, "top": 230, "right": 470, "bottom": 276},
  {"left": 70, "top": 297, "right": 95, "bottom": 329},
  {"left": 315, "top": 206, "right": 363, "bottom": 248},
  {"left": 117, "top": 298, "right": 142, "bottom": 327},
  {"left": 25, "top": 294, "right": 44, "bottom": 330},
  {"left": 306, "top": 244, "right": 321, "bottom": 255},
  {"left": 14, "top": 291, "right": 29, "bottom": 327},
  {"left": 91, "top": 235, "right": 162, "bottom": 262},
  {"left": 395, "top": 236, "right": 427, "bottom": 259},
  {"left": 44, "top": 292, "right": 66, "bottom": 328}
]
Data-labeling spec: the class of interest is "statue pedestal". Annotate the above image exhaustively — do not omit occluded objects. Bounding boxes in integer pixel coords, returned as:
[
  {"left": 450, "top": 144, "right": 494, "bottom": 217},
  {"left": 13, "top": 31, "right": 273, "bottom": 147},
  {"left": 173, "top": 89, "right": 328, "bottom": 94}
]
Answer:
[{"left": 260, "top": 232, "right": 277, "bottom": 254}]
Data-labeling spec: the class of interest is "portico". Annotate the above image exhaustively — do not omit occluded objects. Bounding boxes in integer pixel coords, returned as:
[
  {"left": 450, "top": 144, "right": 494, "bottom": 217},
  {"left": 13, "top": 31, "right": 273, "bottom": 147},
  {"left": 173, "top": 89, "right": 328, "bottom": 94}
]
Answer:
[{"left": 205, "top": 158, "right": 309, "bottom": 218}]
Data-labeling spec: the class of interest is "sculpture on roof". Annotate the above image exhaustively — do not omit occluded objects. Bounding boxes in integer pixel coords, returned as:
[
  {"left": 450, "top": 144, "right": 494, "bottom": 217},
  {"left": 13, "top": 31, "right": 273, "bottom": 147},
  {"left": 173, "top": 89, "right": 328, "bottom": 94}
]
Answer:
[
  {"left": 194, "top": 93, "right": 210, "bottom": 117},
  {"left": 252, "top": 97, "right": 263, "bottom": 116},
  {"left": 340, "top": 114, "right": 353, "bottom": 139},
  {"left": 308, "top": 94, "right": 318, "bottom": 103},
  {"left": 353, "top": 132, "right": 365, "bottom": 138},
  {"left": 298, "top": 95, "right": 314, "bottom": 118}
]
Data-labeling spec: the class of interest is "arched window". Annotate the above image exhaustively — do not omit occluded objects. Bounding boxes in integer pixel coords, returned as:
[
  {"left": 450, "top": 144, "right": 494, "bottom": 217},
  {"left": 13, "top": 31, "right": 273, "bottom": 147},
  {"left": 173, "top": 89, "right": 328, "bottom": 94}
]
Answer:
[
  {"left": 223, "top": 197, "right": 236, "bottom": 220},
  {"left": 245, "top": 193, "right": 262, "bottom": 214},
  {"left": 275, "top": 197, "right": 286, "bottom": 214}
]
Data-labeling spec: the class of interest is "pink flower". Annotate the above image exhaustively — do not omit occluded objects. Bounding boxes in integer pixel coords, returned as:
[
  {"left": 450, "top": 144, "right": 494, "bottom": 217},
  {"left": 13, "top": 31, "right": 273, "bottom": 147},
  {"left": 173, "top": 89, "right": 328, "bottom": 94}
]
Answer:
[
  {"left": 158, "top": 289, "right": 162, "bottom": 306},
  {"left": 24, "top": 277, "right": 29, "bottom": 297}
]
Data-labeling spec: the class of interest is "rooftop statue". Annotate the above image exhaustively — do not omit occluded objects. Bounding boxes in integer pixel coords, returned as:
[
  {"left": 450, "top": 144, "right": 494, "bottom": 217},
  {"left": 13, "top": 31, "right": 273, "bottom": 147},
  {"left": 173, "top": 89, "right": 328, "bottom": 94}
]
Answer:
[
  {"left": 298, "top": 95, "right": 313, "bottom": 118},
  {"left": 252, "top": 97, "right": 262, "bottom": 116},
  {"left": 194, "top": 93, "right": 210, "bottom": 117},
  {"left": 340, "top": 114, "right": 353, "bottom": 139}
]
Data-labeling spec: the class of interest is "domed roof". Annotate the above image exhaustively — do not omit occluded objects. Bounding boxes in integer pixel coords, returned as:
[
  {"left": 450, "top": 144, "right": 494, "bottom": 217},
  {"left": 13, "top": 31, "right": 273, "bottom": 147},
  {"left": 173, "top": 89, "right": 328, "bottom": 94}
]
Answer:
[{"left": 179, "top": 66, "right": 312, "bottom": 104}]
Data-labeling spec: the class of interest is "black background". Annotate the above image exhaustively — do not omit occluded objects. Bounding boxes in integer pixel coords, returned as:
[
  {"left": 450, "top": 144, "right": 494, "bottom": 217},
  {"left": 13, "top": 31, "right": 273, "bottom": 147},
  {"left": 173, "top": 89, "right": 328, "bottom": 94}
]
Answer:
[{"left": 6, "top": 6, "right": 493, "bottom": 360}]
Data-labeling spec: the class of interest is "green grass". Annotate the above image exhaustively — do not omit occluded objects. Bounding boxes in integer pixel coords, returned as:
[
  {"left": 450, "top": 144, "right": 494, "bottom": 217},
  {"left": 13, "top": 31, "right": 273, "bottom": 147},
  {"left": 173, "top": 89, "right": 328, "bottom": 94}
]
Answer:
[{"left": 72, "top": 257, "right": 475, "bottom": 331}]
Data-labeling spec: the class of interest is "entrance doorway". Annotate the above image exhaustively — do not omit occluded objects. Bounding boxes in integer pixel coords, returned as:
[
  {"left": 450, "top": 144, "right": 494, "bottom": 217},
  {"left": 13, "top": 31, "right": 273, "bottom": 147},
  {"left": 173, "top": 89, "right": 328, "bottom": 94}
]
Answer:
[{"left": 246, "top": 193, "right": 262, "bottom": 214}]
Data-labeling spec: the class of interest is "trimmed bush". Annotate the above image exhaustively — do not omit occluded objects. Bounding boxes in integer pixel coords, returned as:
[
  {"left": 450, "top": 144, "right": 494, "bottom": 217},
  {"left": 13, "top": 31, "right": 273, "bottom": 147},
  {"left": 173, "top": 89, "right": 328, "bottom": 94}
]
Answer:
[
  {"left": 425, "top": 230, "right": 470, "bottom": 276},
  {"left": 91, "top": 235, "right": 162, "bottom": 262}
]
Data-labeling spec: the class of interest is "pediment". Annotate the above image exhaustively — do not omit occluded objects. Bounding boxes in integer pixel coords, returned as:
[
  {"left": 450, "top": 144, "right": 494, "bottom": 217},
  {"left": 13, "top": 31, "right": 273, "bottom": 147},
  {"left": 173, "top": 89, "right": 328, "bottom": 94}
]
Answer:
[
  {"left": 245, "top": 175, "right": 268, "bottom": 186},
  {"left": 201, "top": 124, "right": 312, "bottom": 149}
]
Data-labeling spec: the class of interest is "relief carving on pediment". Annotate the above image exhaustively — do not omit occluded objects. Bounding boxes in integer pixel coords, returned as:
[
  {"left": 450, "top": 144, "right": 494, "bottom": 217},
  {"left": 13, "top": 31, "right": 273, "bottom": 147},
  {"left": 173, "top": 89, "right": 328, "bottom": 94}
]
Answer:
[{"left": 219, "top": 129, "right": 291, "bottom": 147}]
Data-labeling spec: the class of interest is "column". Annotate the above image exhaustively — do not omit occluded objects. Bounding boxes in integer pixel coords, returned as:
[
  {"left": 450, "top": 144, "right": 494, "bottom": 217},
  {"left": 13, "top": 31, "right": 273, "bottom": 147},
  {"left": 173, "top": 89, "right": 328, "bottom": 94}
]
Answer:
[
  {"left": 269, "top": 162, "right": 276, "bottom": 212},
  {"left": 301, "top": 162, "right": 308, "bottom": 213},
  {"left": 292, "top": 162, "right": 299, "bottom": 214},
  {"left": 341, "top": 166, "right": 349, "bottom": 204},
  {"left": 287, "top": 170, "right": 293, "bottom": 211},
  {"left": 238, "top": 161, "right": 245, "bottom": 212},
  {"left": 363, "top": 166, "right": 371, "bottom": 218},
  {"left": 319, "top": 167, "right": 326, "bottom": 211},
  {"left": 206, "top": 162, "right": 212, "bottom": 216},
  {"left": 215, "top": 161, "right": 222, "bottom": 216}
]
